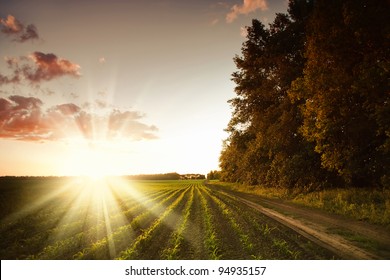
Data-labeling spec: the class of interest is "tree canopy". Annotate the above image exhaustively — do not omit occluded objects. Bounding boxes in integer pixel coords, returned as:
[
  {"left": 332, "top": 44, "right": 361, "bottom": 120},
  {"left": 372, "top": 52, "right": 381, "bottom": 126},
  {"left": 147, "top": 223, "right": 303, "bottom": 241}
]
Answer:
[{"left": 220, "top": 0, "right": 389, "bottom": 189}]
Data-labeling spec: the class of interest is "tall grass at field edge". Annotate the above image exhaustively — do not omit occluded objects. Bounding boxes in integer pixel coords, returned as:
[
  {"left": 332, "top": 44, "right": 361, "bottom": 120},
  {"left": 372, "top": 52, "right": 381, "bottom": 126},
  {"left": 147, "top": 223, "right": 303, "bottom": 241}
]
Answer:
[{"left": 210, "top": 181, "right": 390, "bottom": 228}]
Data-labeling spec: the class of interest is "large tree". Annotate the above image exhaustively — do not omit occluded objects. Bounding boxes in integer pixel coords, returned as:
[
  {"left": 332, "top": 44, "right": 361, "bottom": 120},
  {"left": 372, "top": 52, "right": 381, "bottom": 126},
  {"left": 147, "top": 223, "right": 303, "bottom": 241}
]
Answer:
[{"left": 220, "top": 0, "right": 335, "bottom": 188}]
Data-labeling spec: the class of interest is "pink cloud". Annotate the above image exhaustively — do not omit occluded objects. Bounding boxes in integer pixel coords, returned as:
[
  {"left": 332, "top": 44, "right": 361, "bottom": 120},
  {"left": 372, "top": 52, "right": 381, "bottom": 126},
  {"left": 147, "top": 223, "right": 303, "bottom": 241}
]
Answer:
[
  {"left": 24, "top": 52, "right": 81, "bottom": 83},
  {"left": 0, "top": 96, "right": 158, "bottom": 142},
  {"left": 226, "top": 0, "right": 268, "bottom": 23},
  {"left": 0, "top": 15, "right": 39, "bottom": 42},
  {"left": 0, "top": 52, "right": 81, "bottom": 85},
  {"left": 0, "top": 95, "right": 49, "bottom": 141},
  {"left": 0, "top": 15, "right": 23, "bottom": 33}
]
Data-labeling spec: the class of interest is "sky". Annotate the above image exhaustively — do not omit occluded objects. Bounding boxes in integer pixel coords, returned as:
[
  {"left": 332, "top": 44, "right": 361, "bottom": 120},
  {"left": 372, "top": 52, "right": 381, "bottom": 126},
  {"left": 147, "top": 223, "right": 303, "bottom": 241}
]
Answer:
[{"left": 0, "top": 0, "right": 288, "bottom": 177}]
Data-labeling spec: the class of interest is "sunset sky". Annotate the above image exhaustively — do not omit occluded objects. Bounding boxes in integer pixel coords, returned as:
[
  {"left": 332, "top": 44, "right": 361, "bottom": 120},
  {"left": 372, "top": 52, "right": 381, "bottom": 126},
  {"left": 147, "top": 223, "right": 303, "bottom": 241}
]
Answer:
[{"left": 0, "top": 0, "right": 288, "bottom": 176}]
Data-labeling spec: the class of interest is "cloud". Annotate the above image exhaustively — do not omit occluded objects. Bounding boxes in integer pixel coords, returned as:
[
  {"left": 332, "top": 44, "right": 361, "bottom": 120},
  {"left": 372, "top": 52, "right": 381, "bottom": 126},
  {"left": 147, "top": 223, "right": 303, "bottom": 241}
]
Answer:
[
  {"left": 95, "top": 99, "right": 108, "bottom": 109},
  {"left": 226, "top": 0, "right": 268, "bottom": 23},
  {"left": 0, "top": 15, "right": 39, "bottom": 42},
  {"left": 24, "top": 52, "right": 81, "bottom": 83},
  {"left": 19, "top": 24, "right": 39, "bottom": 42},
  {"left": 0, "top": 73, "right": 19, "bottom": 85},
  {"left": 108, "top": 110, "right": 158, "bottom": 140},
  {"left": 0, "top": 95, "right": 49, "bottom": 141},
  {"left": 0, "top": 95, "right": 158, "bottom": 142},
  {"left": 0, "top": 52, "right": 81, "bottom": 85},
  {"left": 0, "top": 57, "right": 22, "bottom": 85},
  {"left": 54, "top": 103, "right": 81, "bottom": 116},
  {"left": 210, "top": 18, "right": 219, "bottom": 26},
  {"left": 69, "top": 92, "right": 79, "bottom": 99},
  {"left": 0, "top": 15, "right": 23, "bottom": 33}
]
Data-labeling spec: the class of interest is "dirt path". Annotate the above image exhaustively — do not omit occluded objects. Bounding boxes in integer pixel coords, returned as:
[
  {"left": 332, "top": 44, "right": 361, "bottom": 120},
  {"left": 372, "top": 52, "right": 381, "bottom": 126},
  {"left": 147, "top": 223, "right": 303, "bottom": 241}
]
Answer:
[{"left": 207, "top": 183, "right": 390, "bottom": 260}]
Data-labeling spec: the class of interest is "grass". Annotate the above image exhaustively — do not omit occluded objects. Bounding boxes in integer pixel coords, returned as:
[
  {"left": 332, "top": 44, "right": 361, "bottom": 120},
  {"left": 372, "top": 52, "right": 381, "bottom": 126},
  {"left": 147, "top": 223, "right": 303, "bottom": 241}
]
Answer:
[
  {"left": 327, "top": 228, "right": 380, "bottom": 252},
  {"left": 212, "top": 181, "right": 390, "bottom": 229}
]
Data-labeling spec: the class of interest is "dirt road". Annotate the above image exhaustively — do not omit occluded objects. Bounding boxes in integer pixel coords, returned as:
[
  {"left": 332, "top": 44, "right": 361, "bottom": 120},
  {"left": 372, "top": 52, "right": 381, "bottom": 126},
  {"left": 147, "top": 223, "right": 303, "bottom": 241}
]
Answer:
[{"left": 206, "top": 183, "right": 390, "bottom": 260}]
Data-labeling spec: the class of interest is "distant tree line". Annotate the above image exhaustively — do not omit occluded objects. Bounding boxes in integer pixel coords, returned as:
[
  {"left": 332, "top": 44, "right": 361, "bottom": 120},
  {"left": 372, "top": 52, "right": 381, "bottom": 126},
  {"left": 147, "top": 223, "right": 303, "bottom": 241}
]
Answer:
[
  {"left": 126, "top": 173, "right": 205, "bottom": 180},
  {"left": 126, "top": 173, "right": 181, "bottom": 180},
  {"left": 207, "top": 170, "right": 221, "bottom": 180},
  {"left": 180, "top": 174, "right": 206, "bottom": 180},
  {"left": 220, "top": 0, "right": 389, "bottom": 189}
]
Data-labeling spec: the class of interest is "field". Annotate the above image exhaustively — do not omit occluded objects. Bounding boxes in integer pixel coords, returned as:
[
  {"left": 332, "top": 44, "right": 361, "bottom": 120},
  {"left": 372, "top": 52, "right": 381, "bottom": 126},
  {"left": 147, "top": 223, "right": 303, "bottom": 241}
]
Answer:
[{"left": 0, "top": 177, "right": 339, "bottom": 260}]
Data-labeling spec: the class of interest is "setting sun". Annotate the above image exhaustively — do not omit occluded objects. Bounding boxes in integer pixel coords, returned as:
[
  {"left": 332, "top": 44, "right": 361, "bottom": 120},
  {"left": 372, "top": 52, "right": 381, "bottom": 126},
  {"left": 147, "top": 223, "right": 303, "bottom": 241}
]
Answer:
[
  {"left": 48, "top": 138, "right": 127, "bottom": 178},
  {"left": 62, "top": 141, "right": 126, "bottom": 178},
  {"left": 0, "top": 0, "right": 237, "bottom": 177}
]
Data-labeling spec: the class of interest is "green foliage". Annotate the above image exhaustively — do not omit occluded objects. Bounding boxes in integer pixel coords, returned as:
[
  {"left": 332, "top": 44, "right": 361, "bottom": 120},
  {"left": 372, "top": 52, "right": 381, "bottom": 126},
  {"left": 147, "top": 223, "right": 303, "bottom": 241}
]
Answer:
[
  {"left": 272, "top": 238, "right": 301, "bottom": 259},
  {"left": 261, "top": 223, "right": 276, "bottom": 237},
  {"left": 198, "top": 188, "right": 222, "bottom": 259},
  {"left": 161, "top": 187, "right": 194, "bottom": 259}
]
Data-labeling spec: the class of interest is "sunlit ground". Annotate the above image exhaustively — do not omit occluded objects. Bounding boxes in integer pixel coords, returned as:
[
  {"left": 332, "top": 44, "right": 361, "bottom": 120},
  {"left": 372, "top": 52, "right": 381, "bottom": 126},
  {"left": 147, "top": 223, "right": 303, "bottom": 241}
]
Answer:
[
  {"left": 0, "top": 175, "right": 156, "bottom": 259},
  {"left": 56, "top": 176, "right": 137, "bottom": 257},
  {"left": 0, "top": 177, "right": 348, "bottom": 260}
]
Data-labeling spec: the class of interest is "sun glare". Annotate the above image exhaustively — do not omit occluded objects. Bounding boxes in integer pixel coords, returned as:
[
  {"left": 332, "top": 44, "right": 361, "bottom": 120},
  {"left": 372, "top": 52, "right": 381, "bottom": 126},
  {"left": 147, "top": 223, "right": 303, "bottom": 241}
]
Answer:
[
  {"left": 81, "top": 164, "right": 109, "bottom": 181},
  {"left": 63, "top": 140, "right": 129, "bottom": 179}
]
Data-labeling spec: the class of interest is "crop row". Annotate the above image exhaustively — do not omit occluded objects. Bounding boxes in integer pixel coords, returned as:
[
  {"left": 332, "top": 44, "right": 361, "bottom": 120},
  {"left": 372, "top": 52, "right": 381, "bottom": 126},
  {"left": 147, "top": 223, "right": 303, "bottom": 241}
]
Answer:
[{"left": 0, "top": 179, "right": 337, "bottom": 259}]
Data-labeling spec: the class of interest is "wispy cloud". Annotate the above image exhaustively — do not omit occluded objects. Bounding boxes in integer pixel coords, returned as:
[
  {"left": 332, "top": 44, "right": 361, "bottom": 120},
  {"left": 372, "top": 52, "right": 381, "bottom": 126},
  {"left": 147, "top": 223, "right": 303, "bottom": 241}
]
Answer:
[
  {"left": 108, "top": 110, "right": 158, "bottom": 140},
  {"left": 0, "top": 95, "right": 158, "bottom": 142},
  {"left": 0, "top": 15, "right": 39, "bottom": 42},
  {"left": 69, "top": 92, "right": 79, "bottom": 99},
  {"left": 226, "top": 0, "right": 268, "bottom": 23},
  {"left": 0, "top": 72, "right": 20, "bottom": 85},
  {"left": 0, "top": 57, "right": 22, "bottom": 85},
  {"left": 210, "top": 18, "right": 219, "bottom": 26}
]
